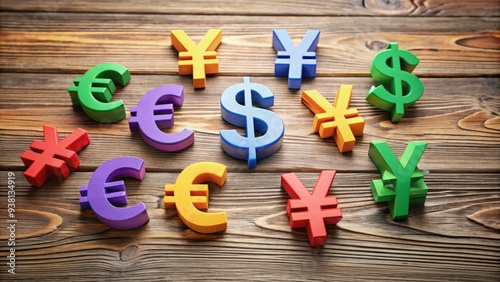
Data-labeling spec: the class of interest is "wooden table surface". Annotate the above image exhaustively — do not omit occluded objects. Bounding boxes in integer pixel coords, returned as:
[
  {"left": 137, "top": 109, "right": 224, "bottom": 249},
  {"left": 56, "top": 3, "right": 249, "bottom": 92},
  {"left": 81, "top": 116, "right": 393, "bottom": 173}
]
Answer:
[{"left": 1, "top": 1, "right": 499, "bottom": 281}]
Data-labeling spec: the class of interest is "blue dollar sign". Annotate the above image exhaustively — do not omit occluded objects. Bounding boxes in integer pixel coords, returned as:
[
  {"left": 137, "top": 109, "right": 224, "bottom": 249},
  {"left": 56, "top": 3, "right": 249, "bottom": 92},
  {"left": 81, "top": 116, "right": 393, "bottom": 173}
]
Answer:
[{"left": 220, "top": 77, "right": 285, "bottom": 169}]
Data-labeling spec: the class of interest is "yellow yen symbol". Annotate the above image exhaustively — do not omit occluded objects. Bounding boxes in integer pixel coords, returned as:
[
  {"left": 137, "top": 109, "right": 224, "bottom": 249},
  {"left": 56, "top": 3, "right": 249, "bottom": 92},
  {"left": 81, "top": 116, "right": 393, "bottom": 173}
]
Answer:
[
  {"left": 301, "top": 85, "right": 365, "bottom": 152},
  {"left": 164, "top": 162, "right": 227, "bottom": 233},
  {"left": 171, "top": 29, "right": 222, "bottom": 89}
]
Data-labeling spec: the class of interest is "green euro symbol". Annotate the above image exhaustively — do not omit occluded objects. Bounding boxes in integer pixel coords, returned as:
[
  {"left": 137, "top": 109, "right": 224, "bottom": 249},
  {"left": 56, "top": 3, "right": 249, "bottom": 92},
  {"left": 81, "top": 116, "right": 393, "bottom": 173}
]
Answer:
[
  {"left": 366, "top": 43, "right": 424, "bottom": 123},
  {"left": 68, "top": 63, "right": 130, "bottom": 123},
  {"left": 368, "top": 141, "right": 428, "bottom": 220}
]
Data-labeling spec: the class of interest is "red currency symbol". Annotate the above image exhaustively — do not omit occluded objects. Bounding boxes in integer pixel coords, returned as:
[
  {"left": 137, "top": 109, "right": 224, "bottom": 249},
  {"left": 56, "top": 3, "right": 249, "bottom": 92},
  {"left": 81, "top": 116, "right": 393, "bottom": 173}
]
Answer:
[
  {"left": 281, "top": 170, "right": 342, "bottom": 246},
  {"left": 20, "top": 125, "right": 90, "bottom": 187}
]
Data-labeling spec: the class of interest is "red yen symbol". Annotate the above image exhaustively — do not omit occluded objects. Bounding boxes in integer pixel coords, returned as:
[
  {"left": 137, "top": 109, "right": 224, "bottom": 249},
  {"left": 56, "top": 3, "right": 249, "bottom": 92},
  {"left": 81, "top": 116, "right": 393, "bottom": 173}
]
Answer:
[{"left": 281, "top": 171, "right": 342, "bottom": 246}]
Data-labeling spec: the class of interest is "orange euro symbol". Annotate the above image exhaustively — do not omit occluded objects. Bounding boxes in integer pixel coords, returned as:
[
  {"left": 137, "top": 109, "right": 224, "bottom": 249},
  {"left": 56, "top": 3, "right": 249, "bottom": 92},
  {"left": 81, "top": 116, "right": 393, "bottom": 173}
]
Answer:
[{"left": 164, "top": 162, "right": 227, "bottom": 233}]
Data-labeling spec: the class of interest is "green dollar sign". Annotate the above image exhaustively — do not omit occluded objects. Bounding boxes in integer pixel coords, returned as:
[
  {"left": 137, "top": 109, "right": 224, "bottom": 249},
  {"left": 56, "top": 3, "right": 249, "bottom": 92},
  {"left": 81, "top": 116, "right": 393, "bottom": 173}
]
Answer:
[
  {"left": 68, "top": 63, "right": 130, "bottom": 123},
  {"left": 366, "top": 43, "right": 424, "bottom": 123}
]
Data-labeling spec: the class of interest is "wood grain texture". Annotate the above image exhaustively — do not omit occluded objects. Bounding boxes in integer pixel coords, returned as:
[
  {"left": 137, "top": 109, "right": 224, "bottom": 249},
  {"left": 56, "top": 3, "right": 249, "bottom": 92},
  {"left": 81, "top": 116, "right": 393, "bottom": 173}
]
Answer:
[
  {"left": 0, "top": 171, "right": 499, "bottom": 281},
  {"left": 1, "top": 74, "right": 499, "bottom": 172},
  {"left": 1, "top": 0, "right": 499, "bottom": 16},
  {"left": 0, "top": 2, "right": 499, "bottom": 281},
  {"left": 0, "top": 13, "right": 499, "bottom": 76}
]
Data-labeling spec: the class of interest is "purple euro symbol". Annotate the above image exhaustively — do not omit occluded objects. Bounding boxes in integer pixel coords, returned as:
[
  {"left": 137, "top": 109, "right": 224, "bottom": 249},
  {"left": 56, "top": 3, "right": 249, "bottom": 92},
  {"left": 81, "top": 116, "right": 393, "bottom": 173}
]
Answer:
[
  {"left": 79, "top": 156, "right": 149, "bottom": 230},
  {"left": 129, "top": 85, "right": 194, "bottom": 152}
]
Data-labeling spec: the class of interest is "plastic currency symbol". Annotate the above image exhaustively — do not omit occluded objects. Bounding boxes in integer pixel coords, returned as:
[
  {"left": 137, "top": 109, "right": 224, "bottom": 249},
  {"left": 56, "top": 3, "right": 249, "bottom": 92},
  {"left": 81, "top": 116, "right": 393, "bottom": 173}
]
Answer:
[
  {"left": 281, "top": 171, "right": 342, "bottom": 246},
  {"left": 273, "top": 29, "right": 320, "bottom": 89},
  {"left": 366, "top": 42, "right": 424, "bottom": 122},
  {"left": 129, "top": 85, "right": 194, "bottom": 152},
  {"left": 79, "top": 157, "right": 149, "bottom": 230},
  {"left": 20, "top": 125, "right": 90, "bottom": 187},
  {"left": 171, "top": 29, "right": 222, "bottom": 89},
  {"left": 368, "top": 141, "right": 428, "bottom": 220},
  {"left": 301, "top": 85, "right": 365, "bottom": 153},
  {"left": 164, "top": 162, "right": 227, "bottom": 234},
  {"left": 220, "top": 77, "right": 285, "bottom": 169},
  {"left": 68, "top": 63, "right": 130, "bottom": 123}
]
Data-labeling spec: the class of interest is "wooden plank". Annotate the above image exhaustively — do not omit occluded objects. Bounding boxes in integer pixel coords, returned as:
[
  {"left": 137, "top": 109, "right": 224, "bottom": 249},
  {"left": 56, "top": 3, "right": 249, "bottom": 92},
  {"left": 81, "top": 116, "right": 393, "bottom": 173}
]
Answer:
[
  {"left": 1, "top": 74, "right": 499, "bottom": 172},
  {"left": 0, "top": 170, "right": 498, "bottom": 280},
  {"left": 1, "top": 0, "right": 499, "bottom": 16},
  {"left": 1, "top": 13, "right": 499, "bottom": 76}
]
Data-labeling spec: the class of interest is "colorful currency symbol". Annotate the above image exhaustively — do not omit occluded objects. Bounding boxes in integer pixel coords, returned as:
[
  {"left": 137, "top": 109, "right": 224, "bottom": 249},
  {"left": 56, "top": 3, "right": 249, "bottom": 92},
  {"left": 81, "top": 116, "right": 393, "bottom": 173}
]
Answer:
[
  {"left": 273, "top": 29, "right": 320, "bottom": 89},
  {"left": 366, "top": 42, "right": 424, "bottom": 122},
  {"left": 129, "top": 85, "right": 194, "bottom": 152},
  {"left": 368, "top": 141, "right": 428, "bottom": 220},
  {"left": 20, "top": 125, "right": 90, "bottom": 187},
  {"left": 220, "top": 77, "right": 285, "bottom": 168},
  {"left": 164, "top": 162, "right": 227, "bottom": 234},
  {"left": 68, "top": 63, "right": 130, "bottom": 123},
  {"left": 171, "top": 29, "right": 222, "bottom": 89},
  {"left": 281, "top": 171, "right": 342, "bottom": 246},
  {"left": 79, "top": 157, "right": 149, "bottom": 230},
  {"left": 301, "top": 85, "right": 365, "bottom": 152}
]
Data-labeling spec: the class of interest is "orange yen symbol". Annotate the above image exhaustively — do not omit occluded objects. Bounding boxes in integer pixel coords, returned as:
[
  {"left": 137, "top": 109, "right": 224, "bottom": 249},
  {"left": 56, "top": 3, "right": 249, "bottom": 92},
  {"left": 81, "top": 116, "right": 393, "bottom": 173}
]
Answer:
[
  {"left": 301, "top": 85, "right": 365, "bottom": 152},
  {"left": 171, "top": 29, "right": 222, "bottom": 89}
]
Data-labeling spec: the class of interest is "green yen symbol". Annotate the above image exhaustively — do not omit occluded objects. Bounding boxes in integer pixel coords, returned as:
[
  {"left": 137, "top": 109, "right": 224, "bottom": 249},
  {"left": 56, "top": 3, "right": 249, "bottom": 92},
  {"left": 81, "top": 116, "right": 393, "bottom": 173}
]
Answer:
[{"left": 368, "top": 140, "right": 428, "bottom": 220}]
